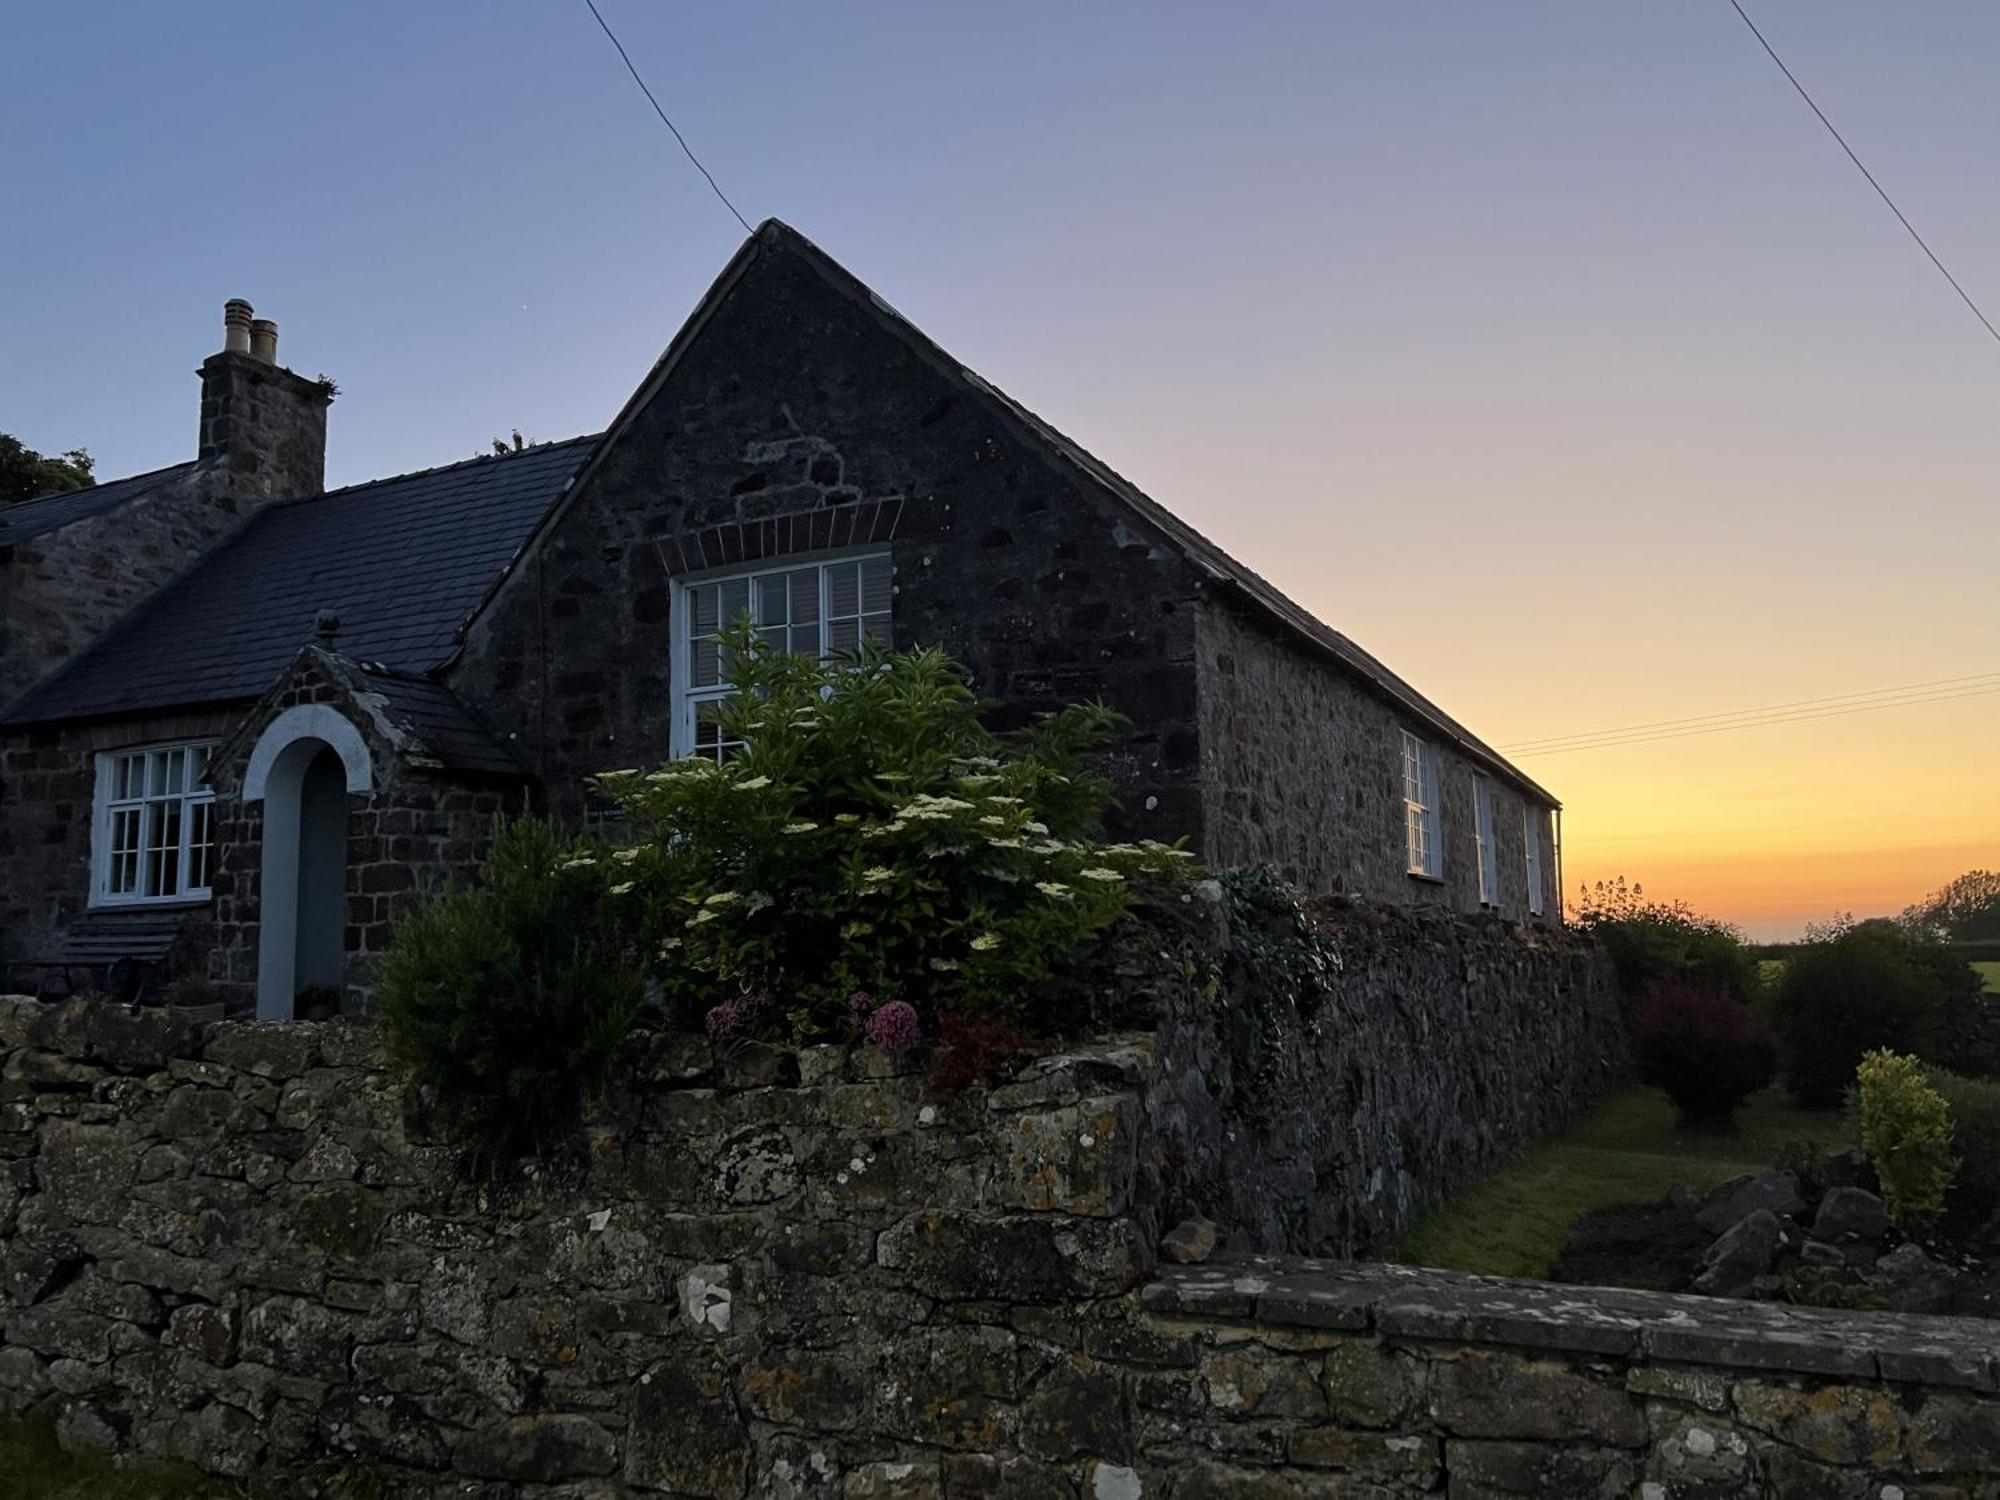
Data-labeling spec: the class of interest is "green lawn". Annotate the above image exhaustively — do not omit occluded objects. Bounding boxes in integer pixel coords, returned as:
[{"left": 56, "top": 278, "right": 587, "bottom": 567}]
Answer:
[
  {"left": 0, "top": 1419, "right": 240, "bottom": 1500},
  {"left": 1975, "top": 960, "right": 2000, "bottom": 992},
  {"left": 1397, "top": 1087, "right": 1853, "bottom": 1280}
]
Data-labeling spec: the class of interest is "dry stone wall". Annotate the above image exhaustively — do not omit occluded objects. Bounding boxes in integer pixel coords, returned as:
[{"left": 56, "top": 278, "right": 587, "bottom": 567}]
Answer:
[{"left": 4, "top": 995, "right": 1997, "bottom": 1497}]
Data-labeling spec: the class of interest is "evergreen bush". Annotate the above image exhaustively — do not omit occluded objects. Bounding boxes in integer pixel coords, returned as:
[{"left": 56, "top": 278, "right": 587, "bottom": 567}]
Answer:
[
  {"left": 1856, "top": 1049, "right": 1957, "bottom": 1228},
  {"left": 377, "top": 815, "right": 645, "bottom": 1166}
]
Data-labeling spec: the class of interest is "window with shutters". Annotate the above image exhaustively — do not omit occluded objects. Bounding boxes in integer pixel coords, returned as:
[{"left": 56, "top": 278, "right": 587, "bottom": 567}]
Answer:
[
  {"left": 672, "top": 551, "right": 893, "bottom": 761},
  {"left": 1400, "top": 730, "right": 1443, "bottom": 879},
  {"left": 1474, "top": 777, "right": 1500, "bottom": 906},
  {"left": 91, "top": 742, "right": 218, "bottom": 906},
  {"left": 1524, "top": 807, "right": 1546, "bottom": 916}
]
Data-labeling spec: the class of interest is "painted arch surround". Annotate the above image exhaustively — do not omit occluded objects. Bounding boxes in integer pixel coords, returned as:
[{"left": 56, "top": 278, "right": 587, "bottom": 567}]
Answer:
[{"left": 242, "top": 704, "right": 372, "bottom": 1019}]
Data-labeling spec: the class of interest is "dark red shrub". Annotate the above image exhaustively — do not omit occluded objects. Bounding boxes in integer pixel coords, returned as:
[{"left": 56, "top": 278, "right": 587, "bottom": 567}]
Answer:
[
  {"left": 927, "top": 1010, "right": 1028, "bottom": 1096},
  {"left": 1634, "top": 980, "right": 1778, "bottom": 1126}
]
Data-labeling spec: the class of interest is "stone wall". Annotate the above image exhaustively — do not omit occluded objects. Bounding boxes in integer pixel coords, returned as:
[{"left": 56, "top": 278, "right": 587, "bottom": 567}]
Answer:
[
  {"left": 1195, "top": 600, "right": 1558, "bottom": 920},
  {"left": 1141, "top": 893, "right": 1626, "bottom": 1257},
  {"left": 2, "top": 997, "right": 1995, "bottom": 1498}
]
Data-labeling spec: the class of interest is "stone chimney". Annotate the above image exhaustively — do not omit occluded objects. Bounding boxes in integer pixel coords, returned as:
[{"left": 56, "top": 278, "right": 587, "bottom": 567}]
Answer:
[{"left": 197, "top": 299, "right": 333, "bottom": 508}]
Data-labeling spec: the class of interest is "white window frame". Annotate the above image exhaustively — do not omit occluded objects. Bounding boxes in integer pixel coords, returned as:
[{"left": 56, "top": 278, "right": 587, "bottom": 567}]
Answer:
[
  {"left": 91, "top": 740, "right": 218, "bottom": 908},
  {"left": 1474, "top": 777, "right": 1500, "bottom": 907},
  {"left": 1524, "top": 806, "right": 1546, "bottom": 916},
  {"left": 670, "top": 548, "right": 892, "bottom": 760},
  {"left": 1400, "top": 729, "right": 1443, "bottom": 880}
]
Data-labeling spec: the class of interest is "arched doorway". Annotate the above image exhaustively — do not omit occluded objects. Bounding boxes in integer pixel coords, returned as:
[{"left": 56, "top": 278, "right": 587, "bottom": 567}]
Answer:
[{"left": 242, "top": 705, "right": 373, "bottom": 1019}]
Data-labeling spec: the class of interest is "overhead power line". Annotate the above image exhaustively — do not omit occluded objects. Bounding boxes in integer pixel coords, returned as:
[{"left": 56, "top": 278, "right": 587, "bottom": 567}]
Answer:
[
  {"left": 1502, "top": 673, "right": 2000, "bottom": 757},
  {"left": 1726, "top": 0, "right": 2000, "bottom": 347},
  {"left": 582, "top": 0, "right": 754, "bottom": 235},
  {"left": 1503, "top": 670, "right": 2000, "bottom": 751}
]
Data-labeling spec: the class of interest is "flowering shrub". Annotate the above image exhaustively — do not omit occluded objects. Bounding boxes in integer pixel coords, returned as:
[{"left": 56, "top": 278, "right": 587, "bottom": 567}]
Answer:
[
  {"left": 1632, "top": 980, "right": 1778, "bottom": 1127},
  {"left": 595, "top": 625, "right": 1194, "bottom": 1042}
]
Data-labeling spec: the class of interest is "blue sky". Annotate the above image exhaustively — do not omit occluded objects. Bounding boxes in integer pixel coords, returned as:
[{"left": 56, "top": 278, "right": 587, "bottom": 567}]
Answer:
[{"left": 4, "top": 3, "right": 1997, "bottom": 934}]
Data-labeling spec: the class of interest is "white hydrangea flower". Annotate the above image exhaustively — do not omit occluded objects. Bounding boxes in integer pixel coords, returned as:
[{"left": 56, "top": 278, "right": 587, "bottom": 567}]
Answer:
[
  {"left": 609, "top": 881, "right": 635, "bottom": 896},
  {"left": 970, "top": 932, "right": 1001, "bottom": 952},
  {"left": 1035, "top": 880, "right": 1072, "bottom": 900},
  {"left": 703, "top": 891, "right": 739, "bottom": 906},
  {"left": 559, "top": 856, "right": 598, "bottom": 869},
  {"left": 782, "top": 821, "right": 818, "bottom": 834},
  {"left": 862, "top": 867, "right": 895, "bottom": 884},
  {"left": 735, "top": 775, "right": 772, "bottom": 791},
  {"left": 1080, "top": 867, "right": 1125, "bottom": 883}
]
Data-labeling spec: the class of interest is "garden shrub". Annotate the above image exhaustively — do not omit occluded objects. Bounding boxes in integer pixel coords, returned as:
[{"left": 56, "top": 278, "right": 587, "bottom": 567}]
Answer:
[
  {"left": 596, "top": 626, "right": 1194, "bottom": 1044},
  {"left": 1856, "top": 1049, "right": 1957, "bottom": 1228},
  {"left": 1773, "top": 919, "right": 1987, "bottom": 1106},
  {"left": 1631, "top": 980, "right": 1777, "bottom": 1127},
  {"left": 1922, "top": 1066, "right": 2000, "bottom": 1222},
  {"left": 1573, "top": 877, "right": 1761, "bottom": 1006},
  {"left": 377, "top": 815, "right": 645, "bottom": 1166}
]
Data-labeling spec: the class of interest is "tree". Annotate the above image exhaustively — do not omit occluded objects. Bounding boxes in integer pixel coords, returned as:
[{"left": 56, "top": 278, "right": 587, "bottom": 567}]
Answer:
[
  {"left": 0, "top": 433, "right": 94, "bottom": 507},
  {"left": 1902, "top": 870, "right": 2000, "bottom": 943}
]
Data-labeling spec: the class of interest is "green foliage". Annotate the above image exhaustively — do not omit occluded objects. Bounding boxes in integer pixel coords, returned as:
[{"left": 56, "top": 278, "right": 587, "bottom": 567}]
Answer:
[
  {"left": 1856, "top": 1049, "right": 1958, "bottom": 1228},
  {"left": 0, "top": 1416, "right": 240, "bottom": 1498},
  {"left": 1773, "top": 919, "right": 1989, "bottom": 1105},
  {"left": 1779, "top": 1265, "right": 1886, "bottom": 1311},
  {"left": 1219, "top": 866, "right": 1341, "bottom": 1022},
  {"left": 1213, "top": 867, "right": 1341, "bottom": 1131},
  {"left": 596, "top": 626, "right": 1194, "bottom": 1042},
  {"left": 1572, "top": 876, "right": 1761, "bottom": 1006},
  {"left": 377, "top": 815, "right": 645, "bottom": 1166},
  {"left": 1922, "top": 1066, "right": 2000, "bottom": 1222},
  {"left": 1902, "top": 868, "right": 2000, "bottom": 943},
  {"left": 0, "top": 432, "right": 94, "bottom": 507}
]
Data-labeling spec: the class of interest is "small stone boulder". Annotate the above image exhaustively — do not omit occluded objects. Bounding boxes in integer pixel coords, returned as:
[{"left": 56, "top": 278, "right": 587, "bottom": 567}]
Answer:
[
  {"left": 1161, "top": 1216, "right": 1219, "bottom": 1265},
  {"left": 1873, "top": 1242, "right": 1958, "bottom": 1315},
  {"left": 1819, "top": 1148, "right": 1878, "bottom": 1195},
  {"left": 1694, "top": 1209, "right": 1784, "bottom": 1297},
  {"left": 1694, "top": 1173, "right": 1804, "bottom": 1235},
  {"left": 1812, "top": 1186, "right": 1889, "bottom": 1245}
]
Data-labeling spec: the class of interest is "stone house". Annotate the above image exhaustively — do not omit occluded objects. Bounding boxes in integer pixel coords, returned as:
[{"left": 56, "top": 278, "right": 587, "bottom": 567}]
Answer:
[{"left": 0, "top": 223, "right": 1561, "bottom": 1017}]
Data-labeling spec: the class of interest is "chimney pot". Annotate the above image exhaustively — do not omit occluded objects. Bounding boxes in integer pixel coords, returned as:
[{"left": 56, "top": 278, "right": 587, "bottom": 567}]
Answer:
[
  {"left": 223, "top": 299, "right": 254, "bottom": 355},
  {"left": 249, "top": 319, "right": 278, "bottom": 364}
]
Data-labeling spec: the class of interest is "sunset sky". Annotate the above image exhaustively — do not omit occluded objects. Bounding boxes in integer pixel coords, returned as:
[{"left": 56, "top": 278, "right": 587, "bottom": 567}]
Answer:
[{"left": 3, "top": 3, "right": 1994, "bottom": 939}]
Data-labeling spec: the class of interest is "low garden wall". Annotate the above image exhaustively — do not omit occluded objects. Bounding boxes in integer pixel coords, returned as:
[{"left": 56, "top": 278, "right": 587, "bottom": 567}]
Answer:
[{"left": 1, "top": 996, "right": 1996, "bottom": 1495}]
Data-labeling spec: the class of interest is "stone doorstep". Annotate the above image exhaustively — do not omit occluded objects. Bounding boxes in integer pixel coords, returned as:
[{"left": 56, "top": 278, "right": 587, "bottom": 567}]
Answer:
[{"left": 1145, "top": 1256, "right": 2000, "bottom": 1393}]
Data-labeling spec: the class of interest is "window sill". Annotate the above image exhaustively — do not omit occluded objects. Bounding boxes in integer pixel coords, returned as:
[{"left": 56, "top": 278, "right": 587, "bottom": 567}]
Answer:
[
  {"left": 1406, "top": 871, "right": 1446, "bottom": 886},
  {"left": 87, "top": 895, "right": 214, "bottom": 914}
]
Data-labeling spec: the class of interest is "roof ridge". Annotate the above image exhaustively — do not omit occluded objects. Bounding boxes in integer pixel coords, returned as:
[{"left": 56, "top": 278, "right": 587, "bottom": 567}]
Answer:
[{"left": 282, "top": 432, "right": 603, "bottom": 510}]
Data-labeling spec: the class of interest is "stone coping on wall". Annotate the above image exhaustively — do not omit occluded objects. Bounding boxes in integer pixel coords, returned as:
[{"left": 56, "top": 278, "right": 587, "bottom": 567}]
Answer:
[{"left": 1145, "top": 1255, "right": 2000, "bottom": 1392}]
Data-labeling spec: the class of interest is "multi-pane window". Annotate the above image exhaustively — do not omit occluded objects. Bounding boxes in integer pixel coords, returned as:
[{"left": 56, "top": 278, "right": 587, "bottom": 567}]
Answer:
[
  {"left": 1524, "top": 807, "right": 1546, "bottom": 916},
  {"left": 677, "top": 552, "right": 892, "bottom": 761},
  {"left": 1474, "top": 778, "right": 1500, "bottom": 906},
  {"left": 96, "top": 742, "right": 216, "bottom": 905},
  {"left": 1400, "top": 730, "right": 1442, "bottom": 879}
]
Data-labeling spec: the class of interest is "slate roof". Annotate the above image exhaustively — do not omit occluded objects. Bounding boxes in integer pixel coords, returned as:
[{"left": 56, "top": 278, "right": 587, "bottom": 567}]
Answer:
[
  {"left": 352, "top": 666, "right": 527, "bottom": 778},
  {"left": 0, "top": 461, "right": 200, "bottom": 549},
  {"left": 1, "top": 436, "right": 598, "bottom": 725}
]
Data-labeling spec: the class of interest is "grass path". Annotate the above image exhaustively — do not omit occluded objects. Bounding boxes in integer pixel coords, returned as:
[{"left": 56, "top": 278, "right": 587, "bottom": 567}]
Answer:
[
  {"left": 1397, "top": 1088, "right": 1853, "bottom": 1280},
  {"left": 0, "top": 1419, "right": 241, "bottom": 1500}
]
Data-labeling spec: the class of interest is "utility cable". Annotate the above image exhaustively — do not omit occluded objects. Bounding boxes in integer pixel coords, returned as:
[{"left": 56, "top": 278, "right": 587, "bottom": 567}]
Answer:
[
  {"left": 1726, "top": 0, "right": 2000, "bottom": 346},
  {"left": 582, "top": 0, "right": 755, "bottom": 235}
]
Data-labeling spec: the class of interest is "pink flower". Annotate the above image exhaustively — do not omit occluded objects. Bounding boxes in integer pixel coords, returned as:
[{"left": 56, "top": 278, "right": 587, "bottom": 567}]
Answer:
[
  {"left": 705, "top": 992, "right": 768, "bottom": 1039},
  {"left": 847, "top": 989, "right": 874, "bottom": 1029},
  {"left": 863, "top": 1000, "right": 922, "bottom": 1054}
]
